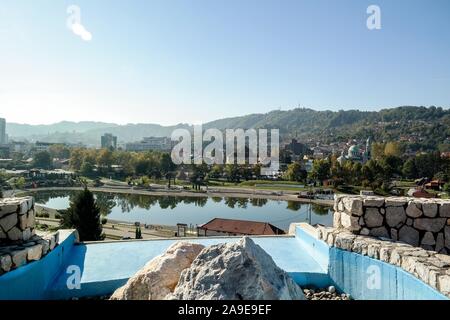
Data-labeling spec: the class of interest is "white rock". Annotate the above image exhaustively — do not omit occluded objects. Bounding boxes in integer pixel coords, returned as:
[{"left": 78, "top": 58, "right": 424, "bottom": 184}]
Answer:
[
  {"left": 170, "top": 237, "right": 305, "bottom": 300},
  {"left": 110, "top": 241, "right": 205, "bottom": 300},
  {"left": 340, "top": 212, "right": 360, "bottom": 232},
  {"left": 27, "top": 244, "right": 43, "bottom": 261},
  {"left": 10, "top": 249, "right": 27, "bottom": 268},
  {"left": 333, "top": 211, "right": 341, "bottom": 229},
  {"left": 0, "top": 254, "right": 12, "bottom": 272},
  {"left": 342, "top": 197, "right": 363, "bottom": 216}
]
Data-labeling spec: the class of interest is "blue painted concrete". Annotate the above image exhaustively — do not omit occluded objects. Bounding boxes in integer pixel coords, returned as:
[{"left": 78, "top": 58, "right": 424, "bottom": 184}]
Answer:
[
  {"left": 0, "top": 231, "right": 77, "bottom": 300},
  {"left": 48, "top": 236, "right": 328, "bottom": 299},
  {"left": 0, "top": 226, "right": 448, "bottom": 300},
  {"left": 328, "top": 247, "right": 447, "bottom": 300}
]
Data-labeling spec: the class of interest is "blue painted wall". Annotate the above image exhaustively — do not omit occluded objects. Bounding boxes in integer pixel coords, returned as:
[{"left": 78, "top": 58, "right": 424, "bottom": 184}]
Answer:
[
  {"left": 0, "top": 226, "right": 448, "bottom": 300},
  {"left": 0, "top": 232, "right": 77, "bottom": 300},
  {"left": 328, "top": 246, "right": 447, "bottom": 300}
]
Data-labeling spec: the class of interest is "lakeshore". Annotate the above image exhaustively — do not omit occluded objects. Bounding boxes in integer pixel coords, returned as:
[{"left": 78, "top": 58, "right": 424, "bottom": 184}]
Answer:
[{"left": 27, "top": 185, "right": 333, "bottom": 240}]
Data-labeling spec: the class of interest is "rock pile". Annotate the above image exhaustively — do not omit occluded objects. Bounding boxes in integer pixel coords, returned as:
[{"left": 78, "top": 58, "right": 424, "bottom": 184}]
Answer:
[
  {"left": 111, "top": 237, "right": 305, "bottom": 300},
  {"left": 110, "top": 241, "right": 205, "bottom": 300},
  {"left": 303, "top": 286, "right": 351, "bottom": 300},
  {"left": 169, "top": 237, "right": 305, "bottom": 300},
  {"left": 334, "top": 195, "right": 450, "bottom": 254}
]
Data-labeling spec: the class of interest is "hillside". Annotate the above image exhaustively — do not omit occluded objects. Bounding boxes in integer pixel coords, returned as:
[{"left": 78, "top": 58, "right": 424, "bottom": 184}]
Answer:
[{"left": 5, "top": 106, "right": 450, "bottom": 150}]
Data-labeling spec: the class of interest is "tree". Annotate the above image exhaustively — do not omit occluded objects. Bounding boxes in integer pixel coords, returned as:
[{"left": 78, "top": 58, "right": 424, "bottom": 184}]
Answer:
[
  {"left": 135, "top": 227, "right": 142, "bottom": 239},
  {"left": 70, "top": 148, "right": 85, "bottom": 171},
  {"left": 49, "top": 144, "right": 71, "bottom": 159},
  {"left": 384, "top": 142, "right": 403, "bottom": 158},
  {"left": 80, "top": 159, "right": 95, "bottom": 177},
  {"left": 284, "top": 162, "right": 307, "bottom": 182},
  {"left": 60, "top": 188, "right": 103, "bottom": 241},
  {"left": 310, "top": 159, "right": 331, "bottom": 184},
  {"left": 402, "top": 158, "right": 418, "bottom": 179},
  {"left": 33, "top": 151, "right": 52, "bottom": 169},
  {"left": 97, "top": 149, "right": 114, "bottom": 174}
]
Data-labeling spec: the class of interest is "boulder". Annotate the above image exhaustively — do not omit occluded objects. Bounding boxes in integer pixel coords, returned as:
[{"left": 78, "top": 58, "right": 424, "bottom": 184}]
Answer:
[
  {"left": 342, "top": 197, "right": 363, "bottom": 216},
  {"left": 440, "top": 203, "right": 450, "bottom": 217},
  {"left": 7, "top": 227, "right": 22, "bottom": 241},
  {"left": 0, "top": 213, "right": 17, "bottom": 232},
  {"left": 27, "top": 244, "right": 43, "bottom": 261},
  {"left": 385, "top": 198, "right": 407, "bottom": 207},
  {"left": 414, "top": 218, "right": 446, "bottom": 233},
  {"left": 170, "top": 237, "right": 305, "bottom": 300},
  {"left": 110, "top": 241, "right": 205, "bottom": 300},
  {"left": 364, "top": 208, "right": 383, "bottom": 228},
  {"left": 0, "top": 254, "right": 12, "bottom": 272},
  {"left": 421, "top": 232, "right": 436, "bottom": 246},
  {"left": 363, "top": 197, "right": 385, "bottom": 207},
  {"left": 385, "top": 206, "right": 406, "bottom": 228},
  {"left": 422, "top": 203, "right": 438, "bottom": 218},
  {"left": 406, "top": 202, "right": 423, "bottom": 218},
  {"left": 10, "top": 249, "right": 27, "bottom": 268},
  {"left": 436, "top": 233, "right": 445, "bottom": 252},
  {"left": 369, "top": 226, "right": 389, "bottom": 239},
  {"left": 398, "top": 225, "right": 420, "bottom": 247},
  {"left": 340, "top": 213, "right": 360, "bottom": 232}
]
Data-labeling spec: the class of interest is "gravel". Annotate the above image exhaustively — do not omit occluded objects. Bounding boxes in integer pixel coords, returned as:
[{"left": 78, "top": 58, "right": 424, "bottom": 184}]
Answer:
[{"left": 303, "top": 286, "right": 352, "bottom": 300}]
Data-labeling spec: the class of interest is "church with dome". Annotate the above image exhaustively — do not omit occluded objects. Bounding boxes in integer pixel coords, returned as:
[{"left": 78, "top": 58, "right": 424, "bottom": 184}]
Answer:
[{"left": 337, "top": 137, "right": 372, "bottom": 165}]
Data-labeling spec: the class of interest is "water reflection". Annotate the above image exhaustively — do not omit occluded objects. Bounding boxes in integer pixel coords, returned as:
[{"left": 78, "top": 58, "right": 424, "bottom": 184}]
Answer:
[{"left": 30, "top": 190, "right": 333, "bottom": 229}]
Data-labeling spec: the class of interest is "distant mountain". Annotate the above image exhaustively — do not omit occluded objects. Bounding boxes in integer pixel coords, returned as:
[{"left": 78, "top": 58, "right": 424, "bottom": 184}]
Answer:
[{"left": 5, "top": 106, "right": 450, "bottom": 150}]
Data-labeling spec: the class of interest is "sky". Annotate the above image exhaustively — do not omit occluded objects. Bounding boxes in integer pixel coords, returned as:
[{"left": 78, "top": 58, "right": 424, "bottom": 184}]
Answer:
[{"left": 0, "top": 0, "right": 450, "bottom": 125}]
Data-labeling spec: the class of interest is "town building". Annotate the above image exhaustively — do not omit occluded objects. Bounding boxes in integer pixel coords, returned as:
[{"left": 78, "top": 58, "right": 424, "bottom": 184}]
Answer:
[
  {"left": 0, "top": 118, "right": 6, "bottom": 145},
  {"left": 34, "top": 141, "right": 57, "bottom": 153},
  {"left": 101, "top": 133, "right": 118, "bottom": 150},
  {"left": 337, "top": 137, "right": 372, "bottom": 165},
  {"left": 125, "top": 136, "right": 172, "bottom": 152}
]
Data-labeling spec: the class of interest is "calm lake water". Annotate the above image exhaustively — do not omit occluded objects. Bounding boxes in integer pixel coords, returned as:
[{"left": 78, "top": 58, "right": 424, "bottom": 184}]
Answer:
[{"left": 32, "top": 190, "right": 333, "bottom": 230}]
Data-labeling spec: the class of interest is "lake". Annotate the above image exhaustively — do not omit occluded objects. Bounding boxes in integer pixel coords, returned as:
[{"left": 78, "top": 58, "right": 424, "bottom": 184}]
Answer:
[{"left": 31, "top": 190, "right": 333, "bottom": 230}]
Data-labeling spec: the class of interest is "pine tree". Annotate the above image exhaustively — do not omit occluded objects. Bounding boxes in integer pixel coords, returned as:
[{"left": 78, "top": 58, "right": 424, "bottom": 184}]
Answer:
[{"left": 60, "top": 187, "right": 103, "bottom": 241}]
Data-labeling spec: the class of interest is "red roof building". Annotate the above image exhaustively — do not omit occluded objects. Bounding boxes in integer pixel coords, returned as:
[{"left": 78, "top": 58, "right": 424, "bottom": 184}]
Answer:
[{"left": 197, "top": 218, "right": 285, "bottom": 236}]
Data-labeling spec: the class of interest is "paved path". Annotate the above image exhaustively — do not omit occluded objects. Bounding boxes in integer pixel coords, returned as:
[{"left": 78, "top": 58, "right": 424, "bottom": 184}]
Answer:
[{"left": 24, "top": 186, "right": 334, "bottom": 206}]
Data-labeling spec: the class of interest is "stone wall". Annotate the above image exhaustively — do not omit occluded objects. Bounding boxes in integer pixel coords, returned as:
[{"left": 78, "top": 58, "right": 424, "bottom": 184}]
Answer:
[
  {"left": 334, "top": 195, "right": 450, "bottom": 254},
  {"left": 0, "top": 197, "right": 59, "bottom": 276},
  {"left": 315, "top": 226, "right": 450, "bottom": 298},
  {"left": 0, "top": 197, "right": 35, "bottom": 243}
]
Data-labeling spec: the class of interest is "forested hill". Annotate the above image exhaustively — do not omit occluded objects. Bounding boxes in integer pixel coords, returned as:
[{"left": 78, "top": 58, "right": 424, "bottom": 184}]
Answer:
[
  {"left": 5, "top": 106, "right": 450, "bottom": 150},
  {"left": 204, "top": 106, "right": 450, "bottom": 150}
]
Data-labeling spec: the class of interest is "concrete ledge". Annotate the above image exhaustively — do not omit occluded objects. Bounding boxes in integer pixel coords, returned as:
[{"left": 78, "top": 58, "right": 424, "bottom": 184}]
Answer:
[{"left": 315, "top": 225, "right": 450, "bottom": 298}]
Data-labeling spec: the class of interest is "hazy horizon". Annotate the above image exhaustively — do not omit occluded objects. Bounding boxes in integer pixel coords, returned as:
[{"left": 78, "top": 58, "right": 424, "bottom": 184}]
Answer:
[{"left": 3, "top": 105, "right": 449, "bottom": 127}]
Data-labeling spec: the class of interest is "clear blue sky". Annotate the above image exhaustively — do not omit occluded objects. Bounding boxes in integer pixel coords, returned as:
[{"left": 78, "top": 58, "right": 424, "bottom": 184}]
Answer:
[{"left": 1, "top": 0, "right": 449, "bottom": 125}]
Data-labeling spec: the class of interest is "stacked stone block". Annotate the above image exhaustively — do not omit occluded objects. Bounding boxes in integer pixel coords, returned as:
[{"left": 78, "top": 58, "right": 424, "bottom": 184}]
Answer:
[
  {"left": 0, "top": 197, "right": 35, "bottom": 243},
  {"left": 0, "top": 197, "right": 59, "bottom": 275},
  {"left": 334, "top": 195, "right": 450, "bottom": 254}
]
